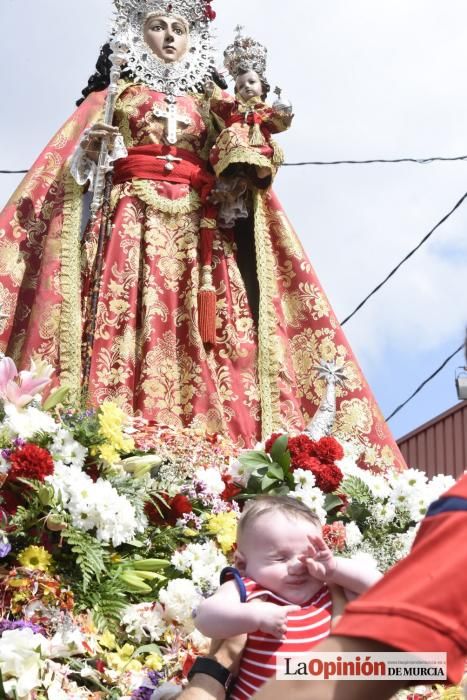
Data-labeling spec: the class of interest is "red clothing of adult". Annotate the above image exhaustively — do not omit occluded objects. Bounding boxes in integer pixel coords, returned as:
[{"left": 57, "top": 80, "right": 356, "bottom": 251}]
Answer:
[{"left": 334, "top": 474, "right": 467, "bottom": 684}]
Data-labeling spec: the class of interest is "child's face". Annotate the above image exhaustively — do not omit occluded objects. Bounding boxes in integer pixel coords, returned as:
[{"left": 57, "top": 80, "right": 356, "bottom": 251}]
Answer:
[
  {"left": 237, "top": 511, "right": 323, "bottom": 604},
  {"left": 235, "top": 70, "right": 263, "bottom": 100}
]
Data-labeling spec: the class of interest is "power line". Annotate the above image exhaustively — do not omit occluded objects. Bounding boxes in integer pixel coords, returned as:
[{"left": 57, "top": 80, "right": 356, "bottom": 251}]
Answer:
[
  {"left": 3, "top": 154, "right": 467, "bottom": 174},
  {"left": 283, "top": 155, "right": 467, "bottom": 166},
  {"left": 340, "top": 189, "right": 467, "bottom": 326},
  {"left": 385, "top": 344, "right": 464, "bottom": 422}
]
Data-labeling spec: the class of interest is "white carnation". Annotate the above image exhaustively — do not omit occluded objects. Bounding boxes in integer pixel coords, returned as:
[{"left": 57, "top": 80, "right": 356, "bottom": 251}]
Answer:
[
  {"left": 0, "top": 455, "right": 9, "bottom": 475},
  {"left": 122, "top": 603, "right": 167, "bottom": 642},
  {"left": 290, "top": 486, "right": 327, "bottom": 524},
  {"left": 194, "top": 467, "right": 225, "bottom": 496},
  {"left": 4, "top": 403, "right": 58, "bottom": 440},
  {"left": 293, "top": 469, "right": 316, "bottom": 489},
  {"left": 372, "top": 501, "right": 396, "bottom": 525},
  {"left": 172, "top": 540, "right": 227, "bottom": 594},
  {"left": 47, "top": 465, "right": 143, "bottom": 546},
  {"left": 398, "top": 525, "right": 420, "bottom": 558},
  {"left": 187, "top": 628, "right": 210, "bottom": 654},
  {"left": 228, "top": 458, "right": 254, "bottom": 486},
  {"left": 345, "top": 522, "right": 363, "bottom": 547},
  {"left": 426, "top": 474, "right": 456, "bottom": 504},
  {"left": 0, "top": 628, "right": 47, "bottom": 697},
  {"left": 159, "top": 579, "right": 203, "bottom": 632},
  {"left": 51, "top": 428, "right": 87, "bottom": 469}
]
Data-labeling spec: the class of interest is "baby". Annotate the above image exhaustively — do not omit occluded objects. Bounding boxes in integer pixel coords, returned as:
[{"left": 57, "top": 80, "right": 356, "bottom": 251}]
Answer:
[{"left": 194, "top": 495, "right": 381, "bottom": 700}]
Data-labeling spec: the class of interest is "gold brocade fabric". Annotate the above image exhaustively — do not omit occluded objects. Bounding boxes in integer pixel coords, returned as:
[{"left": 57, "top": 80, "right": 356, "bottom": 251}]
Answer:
[{"left": 0, "top": 83, "right": 405, "bottom": 467}]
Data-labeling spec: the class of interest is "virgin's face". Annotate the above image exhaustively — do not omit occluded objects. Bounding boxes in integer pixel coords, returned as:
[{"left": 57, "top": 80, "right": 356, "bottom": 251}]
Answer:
[{"left": 144, "top": 14, "right": 189, "bottom": 63}]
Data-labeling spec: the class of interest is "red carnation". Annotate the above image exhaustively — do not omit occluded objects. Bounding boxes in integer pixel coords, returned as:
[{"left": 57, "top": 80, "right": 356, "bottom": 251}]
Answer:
[
  {"left": 145, "top": 493, "right": 193, "bottom": 527},
  {"left": 312, "top": 463, "right": 343, "bottom": 494},
  {"left": 9, "top": 444, "right": 54, "bottom": 482},
  {"left": 264, "top": 433, "right": 284, "bottom": 454},
  {"left": 220, "top": 475, "right": 242, "bottom": 502},
  {"left": 288, "top": 434, "right": 316, "bottom": 458},
  {"left": 292, "top": 454, "right": 323, "bottom": 473},
  {"left": 95, "top": 660, "right": 106, "bottom": 674},
  {"left": 323, "top": 522, "right": 346, "bottom": 551},
  {"left": 288, "top": 435, "right": 320, "bottom": 469},
  {"left": 314, "top": 437, "right": 344, "bottom": 464},
  {"left": 204, "top": 3, "right": 216, "bottom": 20},
  {"left": 0, "top": 490, "right": 22, "bottom": 515}
]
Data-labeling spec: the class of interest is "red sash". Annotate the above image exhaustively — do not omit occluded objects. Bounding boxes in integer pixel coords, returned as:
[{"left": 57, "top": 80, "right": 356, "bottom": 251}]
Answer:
[{"left": 113, "top": 143, "right": 218, "bottom": 346}]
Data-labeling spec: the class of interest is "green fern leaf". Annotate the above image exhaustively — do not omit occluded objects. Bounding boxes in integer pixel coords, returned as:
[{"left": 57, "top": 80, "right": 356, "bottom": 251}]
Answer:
[{"left": 62, "top": 528, "right": 108, "bottom": 592}]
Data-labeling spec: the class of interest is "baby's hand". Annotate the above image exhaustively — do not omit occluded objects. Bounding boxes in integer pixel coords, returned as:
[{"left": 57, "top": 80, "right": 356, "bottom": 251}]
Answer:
[
  {"left": 249, "top": 600, "right": 300, "bottom": 639},
  {"left": 301, "top": 534, "right": 337, "bottom": 582}
]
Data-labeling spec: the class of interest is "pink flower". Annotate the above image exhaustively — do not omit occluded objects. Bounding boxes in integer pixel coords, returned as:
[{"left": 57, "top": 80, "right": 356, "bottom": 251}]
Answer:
[{"left": 0, "top": 357, "right": 53, "bottom": 408}]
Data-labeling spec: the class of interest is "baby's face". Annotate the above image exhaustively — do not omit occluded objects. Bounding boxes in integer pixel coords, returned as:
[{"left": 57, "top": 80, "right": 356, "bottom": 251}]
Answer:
[
  {"left": 235, "top": 70, "right": 263, "bottom": 100},
  {"left": 238, "top": 511, "right": 323, "bottom": 604}
]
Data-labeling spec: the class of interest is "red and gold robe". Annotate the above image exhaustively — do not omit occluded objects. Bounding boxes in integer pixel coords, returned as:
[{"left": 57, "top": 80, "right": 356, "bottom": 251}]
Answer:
[{"left": 0, "top": 81, "right": 404, "bottom": 467}]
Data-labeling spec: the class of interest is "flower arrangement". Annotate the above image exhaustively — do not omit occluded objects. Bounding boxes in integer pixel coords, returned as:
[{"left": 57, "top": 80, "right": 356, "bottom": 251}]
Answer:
[{"left": 0, "top": 355, "right": 463, "bottom": 699}]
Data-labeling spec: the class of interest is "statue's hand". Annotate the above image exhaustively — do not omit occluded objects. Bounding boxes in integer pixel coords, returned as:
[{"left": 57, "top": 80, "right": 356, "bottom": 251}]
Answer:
[{"left": 80, "top": 123, "right": 121, "bottom": 162}]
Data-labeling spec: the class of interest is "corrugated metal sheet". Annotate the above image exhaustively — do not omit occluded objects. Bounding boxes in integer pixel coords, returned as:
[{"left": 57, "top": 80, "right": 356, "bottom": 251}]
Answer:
[{"left": 397, "top": 402, "right": 467, "bottom": 479}]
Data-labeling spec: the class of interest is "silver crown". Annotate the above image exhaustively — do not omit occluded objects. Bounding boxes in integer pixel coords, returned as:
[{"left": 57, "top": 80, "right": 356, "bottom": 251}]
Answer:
[
  {"left": 224, "top": 26, "right": 268, "bottom": 79},
  {"left": 111, "top": 0, "right": 216, "bottom": 96},
  {"left": 114, "top": 0, "right": 215, "bottom": 27}
]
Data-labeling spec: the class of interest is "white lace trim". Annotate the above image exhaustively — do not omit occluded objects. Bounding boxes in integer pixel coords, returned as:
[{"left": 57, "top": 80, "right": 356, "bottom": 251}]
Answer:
[
  {"left": 70, "top": 130, "right": 128, "bottom": 190},
  {"left": 216, "top": 177, "right": 249, "bottom": 229}
]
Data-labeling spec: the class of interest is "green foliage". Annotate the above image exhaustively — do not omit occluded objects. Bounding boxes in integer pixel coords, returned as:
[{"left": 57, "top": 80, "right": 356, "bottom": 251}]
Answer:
[
  {"left": 336, "top": 476, "right": 374, "bottom": 525},
  {"left": 339, "top": 475, "right": 373, "bottom": 505},
  {"left": 324, "top": 493, "right": 343, "bottom": 513},
  {"left": 109, "top": 474, "right": 147, "bottom": 527},
  {"left": 10, "top": 491, "right": 45, "bottom": 533},
  {"left": 42, "top": 385, "right": 71, "bottom": 411},
  {"left": 78, "top": 573, "right": 129, "bottom": 631},
  {"left": 239, "top": 435, "right": 294, "bottom": 496},
  {"left": 238, "top": 450, "right": 271, "bottom": 469},
  {"left": 29, "top": 430, "right": 54, "bottom": 449},
  {"left": 62, "top": 527, "right": 108, "bottom": 592},
  {"left": 270, "top": 434, "right": 290, "bottom": 469},
  {"left": 64, "top": 411, "right": 102, "bottom": 449},
  {"left": 0, "top": 670, "right": 7, "bottom": 700}
]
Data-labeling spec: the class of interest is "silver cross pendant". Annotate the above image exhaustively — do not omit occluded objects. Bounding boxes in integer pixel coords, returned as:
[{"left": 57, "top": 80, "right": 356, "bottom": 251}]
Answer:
[{"left": 153, "top": 95, "right": 191, "bottom": 145}]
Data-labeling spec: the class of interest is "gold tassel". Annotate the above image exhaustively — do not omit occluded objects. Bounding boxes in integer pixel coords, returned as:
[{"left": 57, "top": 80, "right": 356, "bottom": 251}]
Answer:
[
  {"left": 249, "top": 123, "right": 266, "bottom": 146},
  {"left": 272, "top": 140, "right": 285, "bottom": 166}
]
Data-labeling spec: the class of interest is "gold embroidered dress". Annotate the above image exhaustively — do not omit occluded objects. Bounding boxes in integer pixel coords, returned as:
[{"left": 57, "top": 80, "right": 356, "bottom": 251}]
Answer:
[{"left": 0, "top": 82, "right": 404, "bottom": 467}]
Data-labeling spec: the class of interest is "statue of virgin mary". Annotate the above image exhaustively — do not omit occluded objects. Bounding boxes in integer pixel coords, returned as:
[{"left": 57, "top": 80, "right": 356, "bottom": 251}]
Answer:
[{"left": 0, "top": 0, "right": 404, "bottom": 469}]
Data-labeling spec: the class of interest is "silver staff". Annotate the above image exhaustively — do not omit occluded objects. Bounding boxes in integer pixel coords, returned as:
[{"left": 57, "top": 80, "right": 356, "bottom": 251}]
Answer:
[{"left": 90, "top": 35, "right": 129, "bottom": 218}]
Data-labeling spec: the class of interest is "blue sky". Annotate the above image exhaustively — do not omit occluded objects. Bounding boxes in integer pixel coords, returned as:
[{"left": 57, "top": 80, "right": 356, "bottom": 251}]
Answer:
[{"left": 1, "top": 0, "right": 466, "bottom": 444}]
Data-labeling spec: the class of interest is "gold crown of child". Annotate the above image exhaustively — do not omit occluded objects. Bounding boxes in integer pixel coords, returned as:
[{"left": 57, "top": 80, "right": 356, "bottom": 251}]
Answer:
[{"left": 224, "top": 26, "right": 268, "bottom": 79}]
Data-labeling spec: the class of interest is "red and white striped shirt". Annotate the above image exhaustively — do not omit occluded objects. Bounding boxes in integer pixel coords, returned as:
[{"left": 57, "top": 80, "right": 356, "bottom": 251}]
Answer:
[{"left": 230, "top": 578, "right": 332, "bottom": 700}]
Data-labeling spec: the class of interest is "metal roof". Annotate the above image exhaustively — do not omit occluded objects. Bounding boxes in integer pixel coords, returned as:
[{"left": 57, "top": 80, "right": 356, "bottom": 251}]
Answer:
[{"left": 397, "top": 402, "right": 467, "bottom": 479}]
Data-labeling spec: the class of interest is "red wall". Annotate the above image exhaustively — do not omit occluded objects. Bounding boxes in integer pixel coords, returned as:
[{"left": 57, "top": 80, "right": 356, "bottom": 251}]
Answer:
[{"left": 397, "top": 402, "right": 467, "bottom": 479}]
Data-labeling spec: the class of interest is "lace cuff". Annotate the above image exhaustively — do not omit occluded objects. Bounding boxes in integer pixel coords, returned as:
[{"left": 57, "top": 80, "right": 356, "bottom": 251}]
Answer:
[
  {"left": 216, "top": 177, "right": 249, "bottom": 229},
  {"left": 70, "top": 131, "right": 128, "bottom": 190}
]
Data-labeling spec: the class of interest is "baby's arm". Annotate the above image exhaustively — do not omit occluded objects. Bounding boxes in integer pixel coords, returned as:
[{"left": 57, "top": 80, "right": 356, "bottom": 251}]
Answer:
[
  {"left": 328, "top": 557, "right": 382, "bottom": 595},
  {"left": 256, "top": 104, "right": 294, "bottom": 135},
  {"left": 205, "top": 82, "right": 236, "bottom": 126},
  {"left": 195, "top": 580, "right": 299, "bottom": 639},
  {"left": 303, "top": 534, "right": 382, "bottom": 596}
]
